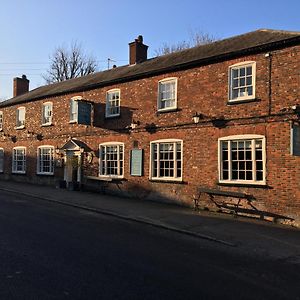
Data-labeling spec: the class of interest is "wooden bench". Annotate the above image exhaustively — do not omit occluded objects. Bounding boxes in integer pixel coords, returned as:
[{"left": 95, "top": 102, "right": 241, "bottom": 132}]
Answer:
[
  {"left": 194, "top": 187, "right": 293, "bottom": 222},
  {"left": 82, "top": 176, "right": 112, "bottom": 193},
  {"left": 194, "top": 187, "right": 254, "bottom": 214}
]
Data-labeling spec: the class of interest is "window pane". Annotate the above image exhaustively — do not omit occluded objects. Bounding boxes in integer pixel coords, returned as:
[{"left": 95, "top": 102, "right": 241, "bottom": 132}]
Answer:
[
  {"left": 246, "top": 66, "right": 252, "bottom": 76},
  {"left": 232, "top": 69, "right": 238, "bottom": 78},
  {"left": 240, "top": 67, "right": 245, "bottom": 77},
  {"left": 256, "top": 171, "right": 263, "bottom": 181}
]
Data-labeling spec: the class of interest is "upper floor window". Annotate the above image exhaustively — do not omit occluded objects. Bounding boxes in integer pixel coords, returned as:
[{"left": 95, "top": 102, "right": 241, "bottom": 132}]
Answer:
[
  {"left": 0, "top": 111, "right": 3, "bottom": 131},
  {"left": 37, "top": 146, "right": 54, "bottom": 175},
  {"left": 106, "top": 89, "right": 120, "bottom": 118},
  {"left": 218, "top": 135, "right": 265, "bottom": 185},
  {"left": 229, "top": 61, "right": 256, "bottom": 102},
  {"left": 150, "top": 139, "right": 182, "bottom": 181},
  {"left": 12, "top": 147, "right": 26, "bottom": 174},
  {"left": 158, "top": 78, "right": 177, "bottom": 112},
  {"left": 16, "top": 107, "right": 25, "bottom": 129},
  {"left": 0, "top": 148, "right": 3, "bottom": 173},
  {"left": 70, "top": 97, "right": 79, "bottom": 122},
  {"left": 99, "top": 142, "right": 124, "bottom": 178},
  {"left": 42, "top": 102, "right": 53, "bottom": 125}
]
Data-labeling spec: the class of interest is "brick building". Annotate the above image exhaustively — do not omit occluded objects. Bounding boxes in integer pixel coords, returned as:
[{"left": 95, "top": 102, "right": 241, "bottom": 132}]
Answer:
[{"left": 0, "top": 29, "right": 300, "bottom": 225}]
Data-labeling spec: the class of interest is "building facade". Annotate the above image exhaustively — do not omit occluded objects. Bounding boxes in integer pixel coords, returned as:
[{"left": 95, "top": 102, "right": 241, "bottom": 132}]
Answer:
[{"left": 0, "top": 29, "right": 300, "bottom": 225}]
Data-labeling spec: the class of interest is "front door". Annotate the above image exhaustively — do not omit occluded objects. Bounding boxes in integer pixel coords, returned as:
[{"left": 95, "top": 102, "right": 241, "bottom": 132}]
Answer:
[{"left": 64, "top": 150, "right": 82, "bottom": 189}]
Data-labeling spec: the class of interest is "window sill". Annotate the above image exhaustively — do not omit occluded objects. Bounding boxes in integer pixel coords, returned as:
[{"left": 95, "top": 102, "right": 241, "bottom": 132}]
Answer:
[
  {"left": 217, "top": 181, "right": 270, "bottom": 188},
  {"left": 69, "top": 120, "right": 77, "bottom": 124},
  {"left": 12, "top": 172, "right": 26, "bottom": 175},
  {"left": 105, "top": 114, "right": 121, "bottom": 119},
  {"left": 149, "top": 179, "right": 186, "bottom": 184},
  {"left": 227, "top": 98, "right": 260, "bottom": 105},
  {"left": 157, "top": 108, "right": 179, "bottom": 114},
  {"left": 97, "top": 175, "right": 124, "bottom": 181},
  {"left": 41, "top": 123, "right": 53, "bottom": 127},
  {"left": 37, "top": 172, "right": 54, "bottom": 176},
  {"left": 15, "top": 126, "right": 25, "bottom": 130}
]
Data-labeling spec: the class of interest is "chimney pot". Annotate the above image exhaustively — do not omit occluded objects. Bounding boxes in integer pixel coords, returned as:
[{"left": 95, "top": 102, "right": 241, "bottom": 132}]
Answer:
[{"left": 13, "top": 75, "right": 29, "bottom": 97}]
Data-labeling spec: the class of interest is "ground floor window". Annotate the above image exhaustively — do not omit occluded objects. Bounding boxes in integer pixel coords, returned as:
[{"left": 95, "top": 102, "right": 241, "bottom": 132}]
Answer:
[
  {"left": 0, "top": 148, "right": 3, "bottom": 172},
  {"left": 12, "top": 147, "right": 26, "bottom": 174},
  {"left": 37, "top": 146, "right": 54, "bottom": 175},
  {"left": 219, "top": 135, "right": 265, "bottom": 184},
  {"left": 150, "top": 139, "right": 182, "bottom": 181},
  {"left": 99, "top": 143, "right": 124, "bottom": 178}
]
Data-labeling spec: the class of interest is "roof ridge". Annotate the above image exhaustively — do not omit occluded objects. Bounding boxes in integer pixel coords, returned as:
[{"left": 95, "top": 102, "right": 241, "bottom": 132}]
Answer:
[{"left": 257, "top": 28, "right": 300, "bottom": 34}]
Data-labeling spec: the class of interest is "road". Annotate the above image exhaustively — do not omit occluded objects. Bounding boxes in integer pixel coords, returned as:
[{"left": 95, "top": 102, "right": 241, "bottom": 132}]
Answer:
[{"left": 0, "top": 190, "right": 299, "bottom": 299}]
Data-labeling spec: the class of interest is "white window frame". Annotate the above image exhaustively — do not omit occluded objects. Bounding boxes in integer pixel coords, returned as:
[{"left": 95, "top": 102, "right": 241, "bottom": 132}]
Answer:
[
  {"left": 106, "top": 89, "right": 121, "bottom": 118},
  {"left": 150, "top": 139, "right": 183, "bottom": 181},
  {"left": 157, "top": 77, "right": 178, "bottom": 112},
  {"left": 37, "top": 146, "right": 55, "bottom": 175},
  {"left": 16, "top": 107, "right": 26, "bottom": 129},
  {"left": 99, "top": 142, "right": 124, "bottom": 178},
  {"left": 70, "top": 96, "right": 81, "bottom": 123},
  {"left": 42, "top": 102, "right": 53, "bottom": 126},
  {"left": 12, "top": 147, "right": 26, "bottom": 174},
  {"left": 228, "top": 61, "right": 256, "bottom": 102},
  {"left": 0, "top": 148, "right": 4, "bottom": 173},
  {"left": 0, "top": 111, "right": 3, "bottom": 131},
  {"left": 218, "top": 135, "right": 266, "bottom": 185}
]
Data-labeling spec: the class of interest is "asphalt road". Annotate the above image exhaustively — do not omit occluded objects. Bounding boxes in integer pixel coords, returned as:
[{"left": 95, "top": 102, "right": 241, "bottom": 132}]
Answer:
[{"left": 0, "top": 190, "right": 299, "bottom": 300}]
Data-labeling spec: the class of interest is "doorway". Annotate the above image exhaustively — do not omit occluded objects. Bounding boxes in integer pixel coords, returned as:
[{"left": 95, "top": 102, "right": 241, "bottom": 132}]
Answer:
[{"left": 64, "top": 150, "right": 82, "bottom": 190}]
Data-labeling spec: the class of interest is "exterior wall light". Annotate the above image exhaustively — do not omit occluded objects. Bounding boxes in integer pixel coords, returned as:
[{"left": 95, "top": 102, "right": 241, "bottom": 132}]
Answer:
[
  {"left": 130, "top": 120, "right": 140, "bottom": 129},
  {"left": 192, "top": 112, "right": 203, "bottom": 124}
]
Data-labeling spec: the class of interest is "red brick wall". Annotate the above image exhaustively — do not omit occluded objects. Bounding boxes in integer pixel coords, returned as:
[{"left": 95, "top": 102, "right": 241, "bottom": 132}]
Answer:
[{"left": 0, "top": 45, "right": 299, "bottom": 224}]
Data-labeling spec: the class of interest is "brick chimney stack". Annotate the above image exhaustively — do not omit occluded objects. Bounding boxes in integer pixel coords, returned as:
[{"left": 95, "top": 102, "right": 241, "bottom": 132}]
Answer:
[
  {"left": 13, "top": 75, "right": 29, "bottom": 97},
  {"left": 129, "top": 35, "right": 148, "bottom": 65}
]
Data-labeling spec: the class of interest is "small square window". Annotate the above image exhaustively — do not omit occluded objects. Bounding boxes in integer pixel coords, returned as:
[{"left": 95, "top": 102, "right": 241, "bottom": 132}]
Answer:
[
  {"left": 229, "top": 62, "right": 256, "bottom": 102},
  {"left": 42, "top": 103, "right": 53, "bottom": 125},
  {"left": 12, "top": 147, "right": 26, "bottom": 173},
  {"left": 158, "top": 78, "right": 177, "bottom": 112},
  {"left": 106, "top": 90, "right": 120, "bottom": 118},
  {"left": 70, "top": 99, "right": 78, "bottom": 122},
  {"left": 16, "top": 107, "right": 25, "bottom": 129}
]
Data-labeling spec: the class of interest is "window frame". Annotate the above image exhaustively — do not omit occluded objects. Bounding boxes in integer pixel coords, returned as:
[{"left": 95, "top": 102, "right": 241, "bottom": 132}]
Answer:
[
  {"left": 218, "top": 134, "right": 266, "bottom": 185},
  {"left": 99, "top": 142, "right": 124, "bottom": 178},
  {"left": 228, "top": 61, "right": 256, "bottom": 102},
  {"left": 42, "top": 102, "right": 53, "bottom": 126},
  {"left": 157, "top": 77, "right": 178, "bottom": 112},
  {"left": 70, "top": 96, "right": 81, "bottom": 123},
  {"left": 105, "top": 89, "right": 121, "bottom": 118},
  {"left": 16, "top": 107, "right": 26, "bottom": 129},
  {"left": 0, "top": 111, "right": 3, "bottom": 131},
  {"left": 12, "top": 147, "right": 26, "bottom": 174},
  {"left": 37, "top": 146, "right": 55, "bottom": 175},
  {"left": 0, "top": 148, "right": 4, "bottom": 173},
  {"left": 149, "top": 138, "right": 183, "bottom": 182}
]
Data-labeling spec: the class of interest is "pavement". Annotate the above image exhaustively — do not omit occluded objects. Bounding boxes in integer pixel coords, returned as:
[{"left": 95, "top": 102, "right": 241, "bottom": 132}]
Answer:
[{"left": 0, "top": 180, "right": 299, "bottom": 263}]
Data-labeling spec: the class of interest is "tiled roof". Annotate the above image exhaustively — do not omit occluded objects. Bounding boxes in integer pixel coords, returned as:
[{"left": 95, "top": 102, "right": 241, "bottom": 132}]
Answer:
[{"left": 1, "top": 29, "right": 299, "bottom": 107}]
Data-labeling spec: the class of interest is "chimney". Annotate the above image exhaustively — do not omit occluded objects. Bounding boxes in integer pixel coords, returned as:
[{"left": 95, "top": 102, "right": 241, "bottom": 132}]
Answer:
[
  {"left": 13, "top": 75, "right": 29, "bottom": 97},
  {"left": 129, "top": 35, "right": 148, "bottom": 65}
]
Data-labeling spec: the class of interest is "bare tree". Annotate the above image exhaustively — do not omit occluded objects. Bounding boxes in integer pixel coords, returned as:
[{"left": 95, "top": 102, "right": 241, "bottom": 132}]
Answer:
[
  {"left": 43, "top": 42, "right": 98, "bottom": 84},
  {"left": 154, "top": 30, "right": 218, "bottom": 56}
]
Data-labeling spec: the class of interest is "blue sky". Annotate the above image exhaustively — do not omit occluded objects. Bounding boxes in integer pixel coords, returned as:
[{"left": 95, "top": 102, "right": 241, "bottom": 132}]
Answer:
[{"left": 0, "top": 0, "right": 299, "bottom": 100}]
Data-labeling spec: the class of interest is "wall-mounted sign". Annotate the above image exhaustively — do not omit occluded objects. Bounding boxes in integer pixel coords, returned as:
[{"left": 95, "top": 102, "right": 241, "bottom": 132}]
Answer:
[
  {"left": 78, "top": 101, "right": 92, "bottom": 125},
  {"left": 291, "top": 123, "right": 300, "bottom": 156},
  {"left": 130, "top": 149, "right": 143, "bottom": 176}
]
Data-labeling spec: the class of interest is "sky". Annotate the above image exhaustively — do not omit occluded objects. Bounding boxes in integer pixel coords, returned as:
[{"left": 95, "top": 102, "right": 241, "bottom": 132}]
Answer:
[{"left": 0, "top": 0, "right": 299, "bottom": 100}]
